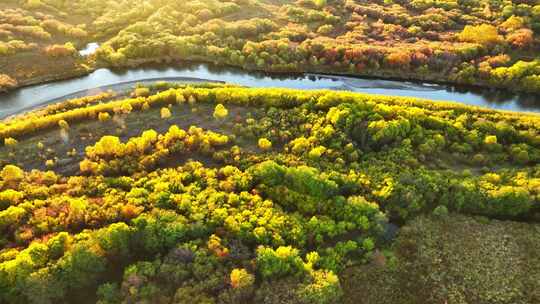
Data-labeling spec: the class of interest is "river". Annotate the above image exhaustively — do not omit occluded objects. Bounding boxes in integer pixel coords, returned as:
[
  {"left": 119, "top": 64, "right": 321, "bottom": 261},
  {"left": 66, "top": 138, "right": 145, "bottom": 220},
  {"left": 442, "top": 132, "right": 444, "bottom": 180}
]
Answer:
[{"left": 0, "top": 61, "right": 539, "bottom": 119}]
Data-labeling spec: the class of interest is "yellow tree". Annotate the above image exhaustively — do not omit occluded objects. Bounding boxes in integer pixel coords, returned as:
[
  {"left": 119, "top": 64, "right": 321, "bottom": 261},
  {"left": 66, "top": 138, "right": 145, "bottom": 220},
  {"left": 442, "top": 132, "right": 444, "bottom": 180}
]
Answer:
[
  {"left": 458, "top": 24, "right": 502, "bottom": 47},
  {"left": 1, "top": 165, "right": 24, "bottom": 183},
  {"left": 213, "top": 104, "right": 229, "bottom": 120}
]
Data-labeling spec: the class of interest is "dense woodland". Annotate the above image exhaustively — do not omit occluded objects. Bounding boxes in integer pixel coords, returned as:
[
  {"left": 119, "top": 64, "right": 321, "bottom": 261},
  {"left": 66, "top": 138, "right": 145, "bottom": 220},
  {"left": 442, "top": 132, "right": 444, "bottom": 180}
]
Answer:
[
  {"left": 1, "top": 0, "right": 540, "bottom": 303},
  {"left": 0, "top": 83, "right": 538, "bottom": 303},
  {"left": 1, "top": 0, "right": 540, "bottom": 93}
]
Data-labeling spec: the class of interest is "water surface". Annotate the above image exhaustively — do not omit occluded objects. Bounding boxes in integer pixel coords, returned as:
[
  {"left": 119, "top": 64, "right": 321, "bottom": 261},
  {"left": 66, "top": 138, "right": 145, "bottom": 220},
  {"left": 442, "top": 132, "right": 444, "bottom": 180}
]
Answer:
[
  {"left": 79, "top": 43, "right": 100, "bottom": 56},
  {"left": 1, "top": 62, "right": 538, "bottom": 119}
]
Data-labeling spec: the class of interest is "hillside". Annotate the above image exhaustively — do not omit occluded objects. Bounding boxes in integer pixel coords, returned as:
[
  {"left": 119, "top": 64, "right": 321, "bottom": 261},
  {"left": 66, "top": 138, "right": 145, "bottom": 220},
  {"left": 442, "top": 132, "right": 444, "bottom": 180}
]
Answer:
[{"left": 1, "top": 0, "right": 540, "bottom": 93}]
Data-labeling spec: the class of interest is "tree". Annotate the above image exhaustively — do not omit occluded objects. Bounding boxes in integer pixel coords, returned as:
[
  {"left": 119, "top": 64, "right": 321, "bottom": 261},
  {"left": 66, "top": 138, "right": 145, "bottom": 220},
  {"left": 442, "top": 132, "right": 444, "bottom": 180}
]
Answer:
[
  {"left": 313, "top": 0, "right": 327, "bottom": 8},
  {"left": 58, "top": 120, "right": 69, "bottom": 130},
  {"left": 297, "top": 270, "right": 342, "bottom": 304},
  {"left": 4, "top": 137, "right": 18, "bottom": 147},
  {"left": 134, "top": 88, "right": 150, "bottom": 97},
  {"left": 98, "top": 112, "right": 111, "bottom": 122},
  {"left": 385, "top": 51, "right": 411, "bottom": 68},
  {"left": 0, "top": 189, "right": 24, "bottom": 208},
  {"left": 458, "top": 24, "right": 501, "bottom": 47},
  {"left": 160, "top": 107, "right": 172, "bottom": 119},
  {"left": 44, "top": 43, "right": 76, "bottom": 57},
  {"left": 0, "top": 74, "right": 17, "bottom": 92},
  {"left": 317, "top": 25, "right": 334, "bottom": 35},
  {"left": 258, "top": 138, "right": 272, "bottom": 151},
  {"left": 0, "top": 206, "right": 26, "bottom": 230},
  {"left": 521, "top": 75, "right": 540, "bottom": 92},
  {"left": 213, "top": 104, "right": 229, "bottom": 120},
  {"left": 88, "top": 136, "right": 124, "bottom": 157},
  {"left": 507, "top": 29, "right": 534, "bottom": 49},
  {"left": 230, "top": 268, "right": 255, "bottom": 288},
  {"left": 501, "top": 16, "right": 524, "bottom": 32},
  {"left": 25, "top": 0, "right": 43, "bottom": 9},
  {"left": 1, "top": 165, "right": 24, "bottom": 182},
  {"left": 256, "top": 246, "right": 304, "bottom": 278}
]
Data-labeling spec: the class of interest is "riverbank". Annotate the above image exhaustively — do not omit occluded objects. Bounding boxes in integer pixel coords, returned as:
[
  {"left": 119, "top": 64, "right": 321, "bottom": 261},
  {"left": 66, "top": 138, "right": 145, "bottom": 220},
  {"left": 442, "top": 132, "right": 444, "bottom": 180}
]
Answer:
[
  {"left": 102, "top": 55, "right": 516, "bottom": 95},
  {"left": 0, "top": 53, "right": 531, "bottom": 100},
  {"left": 2, "top": 62, "right": 539, "bottom": 117},
  {"left": 3, "top": 76, "right": 225, "bottom": 119},
  {"left": 15, "top": 68, "right": 91, "bottom": 89}
]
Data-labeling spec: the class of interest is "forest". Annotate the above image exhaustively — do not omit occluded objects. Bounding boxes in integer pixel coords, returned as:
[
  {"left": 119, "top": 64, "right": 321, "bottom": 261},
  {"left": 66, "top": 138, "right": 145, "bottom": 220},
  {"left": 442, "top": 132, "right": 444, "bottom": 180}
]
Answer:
[
  {"left": 1, "top": 0, "right": 540, "bottom": 303},
  {"left": 1, "top": 0, "right": 540, "bottom": 93},
  {"left": 0, "top": 83, "right": 539, "bottom": 303}
]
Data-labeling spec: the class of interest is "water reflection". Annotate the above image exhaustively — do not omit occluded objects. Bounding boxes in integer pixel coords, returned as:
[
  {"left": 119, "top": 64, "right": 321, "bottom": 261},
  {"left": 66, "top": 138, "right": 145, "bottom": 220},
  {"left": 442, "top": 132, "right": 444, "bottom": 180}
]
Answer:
[{"left": 0, "top": 62, "right": 538, "bottom": 119}]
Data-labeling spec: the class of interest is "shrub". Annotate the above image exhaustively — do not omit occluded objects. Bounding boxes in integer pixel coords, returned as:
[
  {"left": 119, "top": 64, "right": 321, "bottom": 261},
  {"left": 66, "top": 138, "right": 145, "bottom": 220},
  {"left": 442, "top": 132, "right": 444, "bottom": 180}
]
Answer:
[
  {"left": 176, "top": 93, "right": 186, "bottom": 104},
  {"left": 160, "top": 107, "right": 172, "bottom": 119},
  {"left": 0, "top": 206, "right": 26, "bottom": 230},
  {"left": 96, "top": 283, "right": 121, "bottom": 304},
  {"left": 472, "top": 153, "right": 486, "bottom": 165},
  {"left": 0, "top": 189, "right": 24, "bottom": 208},
  {"left": 58, "top": 120, "right": 70, "bottom": 130},
  {"left": 362, "top": 238, "right": 375, "bottom": 251},
  {"left": 0, "top": 74, "right": 17, "bottom": 92},
  {"left": 258, "top": 138, "right": 272, "bottom": 150},
  {"left": 256, "top": 246, "right": 304, "bottom": 278},
  {"left": 230, "top": 268, "right": 255, "bottom": 288},
  {"left": 98, "top": 112, "right": 111, "bottom": 122},
  {"left": 317, "top": 25, "right": 334, "bottom": 35},
  {"left": 313, "top": 0, "right": 327, "bottom": 8},
  {"left": 308, "top": 146, "right": 326, "bottom": 160},
  {"left": 486, "top": 186, "right": 532, "bottom": 217},
  {"left": 45, "top": 159, "right": 56, "bottom": 168},
  {"left": 507, "top": 29, "right": 534, "bottom": 49},
  {"left": 483, "top": 135, "right": 501, "bottom": 152},
  {"left": 1, "top": 165, "right": 24, "bottom": 182},
  {"left": 297, "top": 270, "right": 342, "bottom": 304},
  {"left": 514, "top": 150, "right": 529, "bottom": 164},
  {"left": 4, "top": 137, "right": 18, "bottom": 147},
  {"left": 44, "top": 43, "right": 76, "bottom": 57},
  {"left": 385, "top": 51, "right": 411, "bottom": 68},
  {"left": 134, "top": 87, "right": 150, "bottom": 97},
  {"left": 25, "top": 0, "right": 43, "bottom": 9},
  {"left": 458, "top": 24, "right": 502, "bottom": 46},
  {"left": 87, "top": 136, "right": 123, "bottom": 157},
  {"left": 213, "top": 104, "right": 229, "bottom": 120},
  {"left": 432, "top": 205, "right": 449, "bottom": 217}
]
